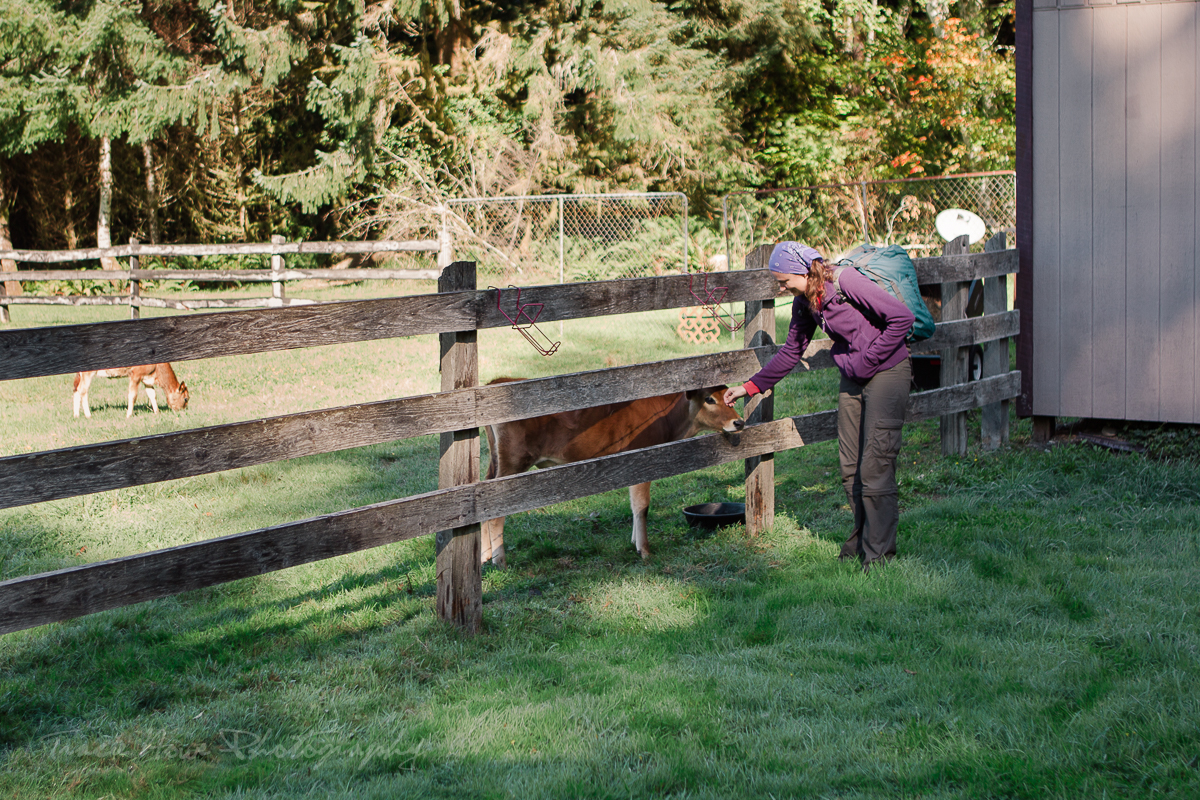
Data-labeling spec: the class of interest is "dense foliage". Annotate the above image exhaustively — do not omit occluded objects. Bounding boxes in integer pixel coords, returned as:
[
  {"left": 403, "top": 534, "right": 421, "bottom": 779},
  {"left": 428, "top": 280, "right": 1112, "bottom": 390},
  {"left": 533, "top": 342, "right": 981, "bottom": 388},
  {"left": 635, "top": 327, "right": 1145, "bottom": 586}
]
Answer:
[{"left": 0, "top": 0, "right": 1014, "bottom": 252}]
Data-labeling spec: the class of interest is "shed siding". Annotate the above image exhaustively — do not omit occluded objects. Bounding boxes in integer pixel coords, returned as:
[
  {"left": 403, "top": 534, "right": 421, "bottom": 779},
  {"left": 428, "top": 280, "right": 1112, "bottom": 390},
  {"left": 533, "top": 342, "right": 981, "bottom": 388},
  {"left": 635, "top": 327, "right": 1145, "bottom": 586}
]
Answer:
[
  {"left": 1033, "top": 10, "right": 1062, "bottom": 415},
  {"left": 1059, "top": 10, "right": 1094, "bottom": 417},
  {"left": 1091, "top": 6, "right": 1128, "bottom": 420},
  {"left": 1160, "top": 3, "right": 1197, "bottom": 423},
  {"left": 1125, "top": 4, "right": 1163, "bottom": 421},
  {"left": 1032, "top": 0, "right": 1199, "bottom": 423}
]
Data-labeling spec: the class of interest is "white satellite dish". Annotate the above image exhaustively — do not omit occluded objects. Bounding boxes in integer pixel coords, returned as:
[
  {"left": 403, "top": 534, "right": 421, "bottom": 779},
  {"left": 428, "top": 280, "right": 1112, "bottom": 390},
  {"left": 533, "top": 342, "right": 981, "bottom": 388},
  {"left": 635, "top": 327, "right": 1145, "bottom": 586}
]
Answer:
[{"left": 935, "top": 208, "right": 987, "bottom": 245}]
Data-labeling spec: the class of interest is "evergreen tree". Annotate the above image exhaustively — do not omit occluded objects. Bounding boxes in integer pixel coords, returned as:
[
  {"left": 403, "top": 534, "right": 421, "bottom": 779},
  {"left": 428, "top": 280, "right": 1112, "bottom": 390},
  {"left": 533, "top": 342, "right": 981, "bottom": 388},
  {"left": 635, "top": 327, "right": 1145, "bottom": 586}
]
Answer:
[
  {"left": 1, "top": 0, "right": 198, "bottom": 259},
  {"left": 64, "top": 2, "right": 193, "bottom": 261},
  {"left": 0, "top": 0, "right": 72, "bottom": 284},
  {"left": 0, "top": 0, "right": 1016, "bottom": 252},
  {"left": 250, "top": 33, "right": 380, "bottom": 215},
  {"left": 367, "top": 0, "right": 755, "bottom": 236},
  {"left": 202, "top": 0, "right": 387, "bottom": 222}
]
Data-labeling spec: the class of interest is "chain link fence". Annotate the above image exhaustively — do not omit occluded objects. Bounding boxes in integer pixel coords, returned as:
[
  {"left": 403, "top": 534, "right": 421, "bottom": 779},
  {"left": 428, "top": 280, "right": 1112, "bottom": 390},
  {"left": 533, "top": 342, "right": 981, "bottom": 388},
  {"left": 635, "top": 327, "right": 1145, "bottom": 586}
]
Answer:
[
  {"left": 439, "top": 192, "right": 742, "bottom": 368},
  {"left": 721, "top": 171, "right": 1017, "bottom": 269},
  {"left": 443, "top": 193, "right": 689, "bottom": 285},
  {"left": 424, "top": 176, "right": 1015, "bottom": 371}
]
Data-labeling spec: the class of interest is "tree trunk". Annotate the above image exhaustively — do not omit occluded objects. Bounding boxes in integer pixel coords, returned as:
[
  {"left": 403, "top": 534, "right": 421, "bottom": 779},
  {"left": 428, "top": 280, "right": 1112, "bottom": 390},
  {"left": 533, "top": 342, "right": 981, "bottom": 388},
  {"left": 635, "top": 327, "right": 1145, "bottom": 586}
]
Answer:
[
  {"left": 232, "top": 93, "right": 248, "bottom": 241},
  {"left": 0, "top": 163, "right": 22, "bottom": 297},
  {"left": 63, "top": 183, "right": 79, "bottom": 250},
  {"left": 437, "top": 1, "right": 466, "bottom": 76},
  {"left": 928, "top": 0, "right": 949, "bottom": 37},
  {"left": 226, "top": 0, "right": 247, "bottom": 241},
  {"left": 142, "top": 141, "right": 160, "bottom": 245},
  {"left": 98, "top": 135, "right": 119, "bottom": 270}
]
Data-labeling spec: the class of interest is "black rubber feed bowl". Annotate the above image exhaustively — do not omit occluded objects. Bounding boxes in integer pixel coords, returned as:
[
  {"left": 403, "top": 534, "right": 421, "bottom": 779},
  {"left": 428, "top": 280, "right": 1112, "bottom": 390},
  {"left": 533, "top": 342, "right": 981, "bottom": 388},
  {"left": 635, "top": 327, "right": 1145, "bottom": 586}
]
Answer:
[{"left": 683, "top": 502, "right": 746, "bottom": 530}]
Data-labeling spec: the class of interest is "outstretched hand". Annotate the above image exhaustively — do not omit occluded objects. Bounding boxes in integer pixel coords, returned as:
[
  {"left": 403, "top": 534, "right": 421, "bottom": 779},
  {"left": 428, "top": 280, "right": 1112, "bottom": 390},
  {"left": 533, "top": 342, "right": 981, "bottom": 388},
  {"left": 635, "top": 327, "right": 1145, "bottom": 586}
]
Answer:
[{"left": 723, "top": 385, "right": 749, "bottom": 406}]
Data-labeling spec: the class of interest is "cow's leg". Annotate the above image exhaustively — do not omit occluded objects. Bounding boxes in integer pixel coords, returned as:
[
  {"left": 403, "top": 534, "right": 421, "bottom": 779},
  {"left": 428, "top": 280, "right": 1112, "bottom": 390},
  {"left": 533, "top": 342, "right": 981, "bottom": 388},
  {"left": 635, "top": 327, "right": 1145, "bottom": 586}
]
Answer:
[
  {"left": 482, "top": 517, "right": 507, "bottom": 568},
  {"left": 481, "top": 423, "right": 523, "bottom": 568},
  {"left": 74, "top": 373, "right": 93, "bottom": 418},
  {"left": 630, "top": 481, "right": 652, "bottom": 558},
  {"left": 480, "top": 518, "right": 492, "bottom": 562},
  {"left": 145, "top": 385, "right": 159, "bottom": 414},
  {"left": 480, "top": 425, "right": 505, "bottom": 566},
  {"left": 125, "top": 377, "right": 141, "bottom": 418},
  {"left": 73, "top": 376, "right": 90, "bottom": 419}
]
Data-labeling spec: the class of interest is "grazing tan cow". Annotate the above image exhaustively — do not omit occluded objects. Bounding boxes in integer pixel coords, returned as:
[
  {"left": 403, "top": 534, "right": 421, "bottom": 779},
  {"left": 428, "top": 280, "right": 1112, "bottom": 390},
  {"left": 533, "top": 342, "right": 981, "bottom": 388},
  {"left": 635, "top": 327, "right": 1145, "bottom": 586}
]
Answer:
[
  {"left": 73, "top": 363, "right": 189, "bottom": 419},
  {"left": 481, "top": 378, "right": 745, "bottom": 566}
]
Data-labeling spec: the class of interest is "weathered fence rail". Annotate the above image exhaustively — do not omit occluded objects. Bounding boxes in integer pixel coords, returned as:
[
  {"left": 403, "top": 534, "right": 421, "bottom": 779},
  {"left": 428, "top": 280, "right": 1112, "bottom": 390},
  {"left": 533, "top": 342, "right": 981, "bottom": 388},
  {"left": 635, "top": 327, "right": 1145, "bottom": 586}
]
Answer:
[
  {"left": 0, "top": 245, "right": 1019, "bottom": 636},
  {"left": 0, "top": 317, "right": 1018, "bottom": 512},
  {"left": 0, "top": 238, "right": 443, "bottom": 319},
  {"left": 0, "top": 271, "right": 776, "bottom": 379},
  {"left": 0, "top": 373, "right": 1018, "bottom": 635},
  {"left": 0, "top": 267, "right": 1014, "bottom": 381},
  {"left": 7, "top": 268, "right": 439, "bottom": 283},
  {"left": 0, "top": 240, "right": 442, "bottom": 263}
]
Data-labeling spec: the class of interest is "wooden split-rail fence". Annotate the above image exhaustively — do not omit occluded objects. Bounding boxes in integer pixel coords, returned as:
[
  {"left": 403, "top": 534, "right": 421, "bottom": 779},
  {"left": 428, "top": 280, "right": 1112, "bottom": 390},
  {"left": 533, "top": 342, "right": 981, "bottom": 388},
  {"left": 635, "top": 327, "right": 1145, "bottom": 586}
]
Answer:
[
  {"left": 0, "top": 236, "right": 1018, "bottom": 635},
  {"left": 0, "top": 236, "right": 445, "bottom": 322}
]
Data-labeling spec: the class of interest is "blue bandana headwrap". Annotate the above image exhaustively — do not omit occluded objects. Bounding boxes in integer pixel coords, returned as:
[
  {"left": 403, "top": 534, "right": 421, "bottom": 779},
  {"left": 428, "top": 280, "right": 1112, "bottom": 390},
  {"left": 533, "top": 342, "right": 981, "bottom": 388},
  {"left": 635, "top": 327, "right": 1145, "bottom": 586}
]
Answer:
[{"left": 769, "top": 241, "right": 823, "bottom": 275}]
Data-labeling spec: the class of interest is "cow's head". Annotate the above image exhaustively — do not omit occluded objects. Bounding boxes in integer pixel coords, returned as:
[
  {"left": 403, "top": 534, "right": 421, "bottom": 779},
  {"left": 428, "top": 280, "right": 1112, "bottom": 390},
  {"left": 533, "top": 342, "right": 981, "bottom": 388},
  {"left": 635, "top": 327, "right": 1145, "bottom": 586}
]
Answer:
[
  {"left": 687, "top": 386, "right": 744, "bottom": 435},
  {"left": 168, "top": 381, "right": 190, "bottom": 412}
]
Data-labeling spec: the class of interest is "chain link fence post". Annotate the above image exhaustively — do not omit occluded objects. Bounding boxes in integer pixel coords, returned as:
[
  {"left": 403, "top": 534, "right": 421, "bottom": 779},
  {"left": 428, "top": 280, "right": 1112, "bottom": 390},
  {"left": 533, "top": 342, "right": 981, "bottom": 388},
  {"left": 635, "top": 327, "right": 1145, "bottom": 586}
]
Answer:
[
  {"left": 438, "top": 205, "right": 453, "bottom": 269},
  {"left": 558, "top": 196, "right": 565, "bottom": 336}
]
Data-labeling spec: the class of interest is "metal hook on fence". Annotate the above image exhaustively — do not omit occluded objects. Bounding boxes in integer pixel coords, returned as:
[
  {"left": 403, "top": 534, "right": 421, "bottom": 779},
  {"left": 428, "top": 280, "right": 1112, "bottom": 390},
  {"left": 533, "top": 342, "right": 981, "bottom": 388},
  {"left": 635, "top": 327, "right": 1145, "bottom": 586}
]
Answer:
[
  {"left": 491, "top": 285, "right": 561, "bottom": 356},
  {"left": 687, "top": 274, "right": 744, "bottom": 333}
]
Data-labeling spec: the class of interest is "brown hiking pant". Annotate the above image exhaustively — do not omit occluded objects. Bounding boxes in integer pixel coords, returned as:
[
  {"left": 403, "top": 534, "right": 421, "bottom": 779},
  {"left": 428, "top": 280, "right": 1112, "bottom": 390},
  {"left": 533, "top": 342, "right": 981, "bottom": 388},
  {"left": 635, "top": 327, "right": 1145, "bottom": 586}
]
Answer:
[{"left": 837, "top": 358, "right": 912, "bottom": 569}]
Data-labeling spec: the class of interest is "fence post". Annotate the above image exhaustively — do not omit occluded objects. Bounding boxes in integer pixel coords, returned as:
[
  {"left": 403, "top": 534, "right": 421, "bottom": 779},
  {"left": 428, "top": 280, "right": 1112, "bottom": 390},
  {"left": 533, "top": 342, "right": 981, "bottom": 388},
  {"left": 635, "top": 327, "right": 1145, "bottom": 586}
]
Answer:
[
  {"left": 128, "top": 237, "right": 140, "bottom": 320},
  {"left": 743, "top": 244, "right": 775, "bottom": 536},
  {"left": 980, "top": 231, "right": 1009, "bottom": 450},
  {"left": 0, "top": 278, "right": 7, "bottom": 324},
  {"left": 939, "top": 234, "right": 970, "bottom": 456},
  {"left": 438, "top": 206, "right": 453, "bottom": 269},
  {"left": 270, "top": 235, "right": 286, "bottom": 307},
  {"left": 436, "top": 260, "right": 482, "bottom": 634}
]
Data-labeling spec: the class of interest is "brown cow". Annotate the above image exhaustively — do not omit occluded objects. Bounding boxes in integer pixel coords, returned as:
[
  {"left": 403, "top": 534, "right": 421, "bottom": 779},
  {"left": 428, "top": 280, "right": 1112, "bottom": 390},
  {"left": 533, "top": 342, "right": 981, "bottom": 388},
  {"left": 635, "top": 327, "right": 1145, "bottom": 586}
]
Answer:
[
  {"left": 481, "top": 378, "right": 744, "bottom": 567},
  {"left": 73, "top": 363, "right": 189, "bottom": 419}
]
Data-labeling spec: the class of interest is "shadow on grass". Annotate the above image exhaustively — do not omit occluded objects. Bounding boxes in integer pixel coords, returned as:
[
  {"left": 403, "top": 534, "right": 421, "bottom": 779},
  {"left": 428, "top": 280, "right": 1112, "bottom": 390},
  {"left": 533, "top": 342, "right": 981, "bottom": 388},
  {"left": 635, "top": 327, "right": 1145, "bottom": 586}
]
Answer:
[
  {"left": 4, "top": 424, "right": 1200, "bottom": 797},
  {"left": 4, "top": 527, "right": 1184, "bottom": 800},
  {"left": 0, "top": 468, "right": 807, "bottom": 734}
]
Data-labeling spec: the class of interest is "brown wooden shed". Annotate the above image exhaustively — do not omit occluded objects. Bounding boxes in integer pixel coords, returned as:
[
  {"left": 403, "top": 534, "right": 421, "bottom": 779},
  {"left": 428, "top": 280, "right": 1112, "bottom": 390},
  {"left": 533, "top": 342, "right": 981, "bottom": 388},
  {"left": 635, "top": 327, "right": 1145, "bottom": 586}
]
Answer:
[{"left": 1016, "top": 0, "right": 1199, "bottom": 428}]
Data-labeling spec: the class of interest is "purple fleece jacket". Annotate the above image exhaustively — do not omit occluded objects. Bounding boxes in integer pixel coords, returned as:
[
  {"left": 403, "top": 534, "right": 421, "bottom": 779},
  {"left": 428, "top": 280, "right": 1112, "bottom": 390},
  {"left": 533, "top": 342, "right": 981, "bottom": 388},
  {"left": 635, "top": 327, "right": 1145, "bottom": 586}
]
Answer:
[{"left": 745, "top": 267, "right": 915, "bottom": 394}]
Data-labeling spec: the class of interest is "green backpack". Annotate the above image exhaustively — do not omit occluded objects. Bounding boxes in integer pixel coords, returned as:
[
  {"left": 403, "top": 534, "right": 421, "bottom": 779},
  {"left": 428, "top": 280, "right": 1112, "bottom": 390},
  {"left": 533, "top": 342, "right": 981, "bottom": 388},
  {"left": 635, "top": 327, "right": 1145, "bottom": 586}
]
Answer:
[{"left": 833, "top": 244, "right": 937, "bottom": 343}]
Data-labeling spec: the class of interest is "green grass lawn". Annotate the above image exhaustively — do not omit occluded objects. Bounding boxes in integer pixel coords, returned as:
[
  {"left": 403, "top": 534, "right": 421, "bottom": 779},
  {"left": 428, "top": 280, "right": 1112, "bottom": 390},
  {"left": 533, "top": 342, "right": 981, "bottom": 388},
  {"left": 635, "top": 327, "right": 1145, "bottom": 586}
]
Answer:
[{"left": 1, "top": 285, "right": 1198, "bottom": 798}]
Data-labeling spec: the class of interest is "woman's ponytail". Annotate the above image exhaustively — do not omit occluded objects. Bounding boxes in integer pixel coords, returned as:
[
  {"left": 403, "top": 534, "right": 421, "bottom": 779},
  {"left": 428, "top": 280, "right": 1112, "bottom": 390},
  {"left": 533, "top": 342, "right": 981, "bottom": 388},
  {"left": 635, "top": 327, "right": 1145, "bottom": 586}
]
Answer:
[{"left": 804, "top": 258, "right": 833, "bottom": 310}]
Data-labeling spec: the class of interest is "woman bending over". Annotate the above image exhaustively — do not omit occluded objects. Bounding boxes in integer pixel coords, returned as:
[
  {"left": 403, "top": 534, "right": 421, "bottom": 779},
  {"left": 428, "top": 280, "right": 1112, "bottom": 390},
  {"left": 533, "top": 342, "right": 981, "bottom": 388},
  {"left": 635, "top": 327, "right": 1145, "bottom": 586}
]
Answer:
[{"left": 724, "top": 242, "right": 915, "bottom": 572}]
